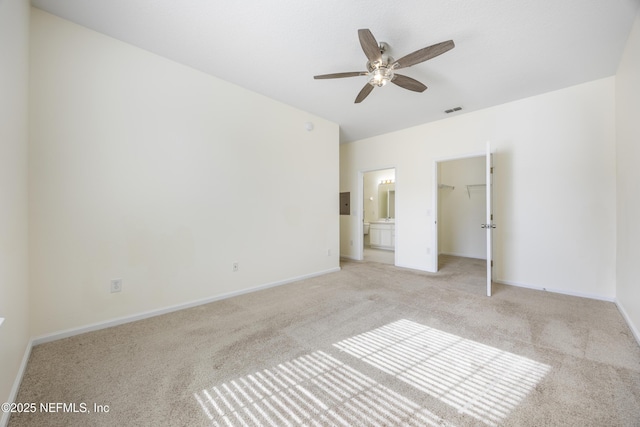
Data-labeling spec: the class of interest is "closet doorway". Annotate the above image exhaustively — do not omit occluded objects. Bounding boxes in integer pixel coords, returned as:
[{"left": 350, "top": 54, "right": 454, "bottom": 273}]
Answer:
[
  {"left": 434, "top": 144, "right": 494, "bottom": 295},
  {"left": 437, "top": 156, "right": 486, "bottom": 260}
]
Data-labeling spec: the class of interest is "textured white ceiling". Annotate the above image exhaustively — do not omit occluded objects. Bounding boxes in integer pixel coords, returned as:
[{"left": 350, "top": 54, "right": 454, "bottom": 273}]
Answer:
[{"left": 31, "top": 0, "right": 640, "bottom": 143}]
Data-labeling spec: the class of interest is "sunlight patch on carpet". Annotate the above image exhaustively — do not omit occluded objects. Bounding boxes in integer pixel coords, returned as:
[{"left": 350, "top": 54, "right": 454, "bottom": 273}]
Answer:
[
  {"left": 333, "top": 319, "right": 550, "bottom": 427},
  {"left": 195, "top": 350, "right": 453, "bottom": 426}
]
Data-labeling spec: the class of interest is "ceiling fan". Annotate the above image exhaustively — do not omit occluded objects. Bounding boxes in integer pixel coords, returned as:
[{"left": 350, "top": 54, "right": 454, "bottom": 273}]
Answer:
[{"left": 314, "top": 29, "right": 455, "bottom": 103}]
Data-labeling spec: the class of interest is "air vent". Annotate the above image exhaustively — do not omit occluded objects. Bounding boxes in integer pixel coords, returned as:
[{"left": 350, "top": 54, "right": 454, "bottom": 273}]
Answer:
[{"left": 445, "top": 107, "right": 462, "bottom": 114}]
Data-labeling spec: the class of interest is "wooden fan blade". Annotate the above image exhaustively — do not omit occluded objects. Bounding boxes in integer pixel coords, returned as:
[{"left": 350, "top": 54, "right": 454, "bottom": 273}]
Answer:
[
  {"left": 358, "top": 29, "right": 382, "bottom": 64},
  {"left": 355, "top": 83, "right": 374, "bottom": 103},
  {"left": 392, "top": 74, "right": 428, "bottom": 92},
  {"left": 394, "top": 40, "right": 455, "bottom": 70},
  {"left": 314, "top": 72, "right": 367, "bottom": 79}
]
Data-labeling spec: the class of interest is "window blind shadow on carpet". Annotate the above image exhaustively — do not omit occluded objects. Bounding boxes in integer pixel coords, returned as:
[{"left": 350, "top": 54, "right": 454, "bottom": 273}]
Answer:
[
  {"left": 333, "top": 319, "right": 550, "bottom": 426},
  {"left": 194, "top": 350, "right": 445, "bottom": 426},
  {"left": 194, "top": 319, "right": 549, "bottom": 426}
]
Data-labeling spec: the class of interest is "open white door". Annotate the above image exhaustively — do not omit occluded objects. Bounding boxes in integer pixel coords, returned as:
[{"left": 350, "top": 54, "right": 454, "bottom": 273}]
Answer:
[{"left": 484, "top": 141, "right": 494, "bottom": 296}]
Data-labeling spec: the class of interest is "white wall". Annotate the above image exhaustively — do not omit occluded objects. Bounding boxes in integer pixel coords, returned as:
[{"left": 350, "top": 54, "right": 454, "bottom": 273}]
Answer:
[
  {"left": 0, "top": 0, "right": 30, "bottom": 418},
  {"left": 341, "top": 77, "right": 617, "bottom": 299},
  {"left": 29, "top": 9, "right": 339, "bottom": 338},
  {"left": 615, "top": 10, "right": 640, "bottom": 341},
  {"left": 438, "top": 156, "right": 486, "bottom": 259}
]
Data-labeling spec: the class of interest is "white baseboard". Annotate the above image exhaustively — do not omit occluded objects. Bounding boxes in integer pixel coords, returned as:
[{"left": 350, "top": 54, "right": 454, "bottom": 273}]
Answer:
[
  {"left": 614, "top": 299, "right": 640, "bottom": 347},
  {"left": 439, "top": 251, "right": 486, "bottom": 260},
  {"left": 494, "top": 279, "right": 615, "bottom": 302},
  {"left": 1, "top": 339, "right": 33, "bottom": 427},
  {"left": 3, "top": 266, "right": 339, "bottom": 426},
  {"left": 32, "top": 266, "right": 340, "bottom": 346}
]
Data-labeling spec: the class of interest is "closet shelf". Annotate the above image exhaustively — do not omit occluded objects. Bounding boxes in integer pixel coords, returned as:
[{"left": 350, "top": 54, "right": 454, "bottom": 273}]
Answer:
[
  {"left": 466, "top": 184, "right": 486, "bottom": 198},
  {"left": 438, "top": 184, "right": 455, "bottom": 190}
]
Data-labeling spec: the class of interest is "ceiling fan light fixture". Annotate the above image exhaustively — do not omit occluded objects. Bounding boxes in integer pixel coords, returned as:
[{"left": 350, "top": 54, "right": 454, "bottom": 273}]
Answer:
[{"left": 369, "top": 66, "right": 394, "bottom": 87}]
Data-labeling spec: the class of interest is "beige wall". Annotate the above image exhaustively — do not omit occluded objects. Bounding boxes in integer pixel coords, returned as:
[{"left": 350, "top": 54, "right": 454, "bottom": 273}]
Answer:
[
  {"left": 28, "top": 9, "right": 339, "bottom": 338},
  {"left": 341, "top": 77, "right": 617, "bottom": 300},
  {"left": 615, "top": 10, "right": 640, "bottom": 341},
  {"left": 0, "top": 0, "right": 30, "bottom": 419}
]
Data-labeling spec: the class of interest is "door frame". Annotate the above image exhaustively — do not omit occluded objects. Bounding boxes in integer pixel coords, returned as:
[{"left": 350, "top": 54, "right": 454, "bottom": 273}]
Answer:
[
  {"left": 431, "top": 151, "right": 485, "bottom": 273},
  {"left": 485, "top": 141, "right": 494, "bottom": 296},
  {"left": 357, "top": 166, "right": 397, "bottom": 265}
]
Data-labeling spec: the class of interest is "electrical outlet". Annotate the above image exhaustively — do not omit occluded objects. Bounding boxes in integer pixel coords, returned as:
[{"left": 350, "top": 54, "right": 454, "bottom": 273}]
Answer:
[
  {"left": 233, "top": 262, "right": 239, "bottom": 272},
  {"left": 110, "top": 279, "right": 122, "bottom": 293}
]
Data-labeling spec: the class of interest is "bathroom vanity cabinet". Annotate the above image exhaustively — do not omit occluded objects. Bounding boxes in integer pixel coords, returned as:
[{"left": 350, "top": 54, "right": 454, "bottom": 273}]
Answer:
[{"left": 369, "top": 222, "right": 395, "bottom": 250}]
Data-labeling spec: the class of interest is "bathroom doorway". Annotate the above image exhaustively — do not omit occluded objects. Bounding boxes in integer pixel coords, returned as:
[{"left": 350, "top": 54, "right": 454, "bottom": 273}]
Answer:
[{"left": 362, "top": 168, "right": 396, "bottom": 265}]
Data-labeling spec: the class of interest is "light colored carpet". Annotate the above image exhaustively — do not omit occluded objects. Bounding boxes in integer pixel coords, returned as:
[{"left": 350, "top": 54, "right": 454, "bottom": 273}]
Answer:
[{"left": 9, "top": 257, "right": 640, "bottom": 426}]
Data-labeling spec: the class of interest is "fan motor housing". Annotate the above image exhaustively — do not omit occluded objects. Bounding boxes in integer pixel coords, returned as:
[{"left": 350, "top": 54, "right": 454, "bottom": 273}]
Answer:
[{"left": 366, "top": 50, "right": 395, "bottom": 87}]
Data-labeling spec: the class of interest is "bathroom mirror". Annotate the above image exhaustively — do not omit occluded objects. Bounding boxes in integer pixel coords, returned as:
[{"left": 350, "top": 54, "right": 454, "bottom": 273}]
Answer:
[{"left": 378, "top": 183, "right": 395, "bottom": 219}]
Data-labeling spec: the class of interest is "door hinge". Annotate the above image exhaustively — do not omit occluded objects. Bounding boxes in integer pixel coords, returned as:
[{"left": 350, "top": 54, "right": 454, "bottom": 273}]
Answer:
[
  {"left": 490, "top": 214, "right": 493, "bottom": 220},
  {"left": 491, "top": 260, "right": 493, "bottom": 267},
  {"left": 490, "top": 167, "right": 494, "bottom": 174}
]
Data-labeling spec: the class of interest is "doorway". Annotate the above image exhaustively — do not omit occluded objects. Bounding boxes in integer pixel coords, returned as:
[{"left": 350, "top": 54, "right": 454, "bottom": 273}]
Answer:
[
  {"left": 433, "top": 144, "right": 494, "bottom": 296},
  {"left": 433, "top": 153, "right": 487, "bottom": 286},
  {"left": 437, "top": 156, "right": 486, "bottom": 262},
  {"left": 361, "top": 168, "right": 396, "bottom": 265}
]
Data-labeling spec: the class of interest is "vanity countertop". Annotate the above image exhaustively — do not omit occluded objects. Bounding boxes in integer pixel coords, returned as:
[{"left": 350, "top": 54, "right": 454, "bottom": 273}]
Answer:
[{"left": 370, "top": 219, "right": 395, "bottom": 224}]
